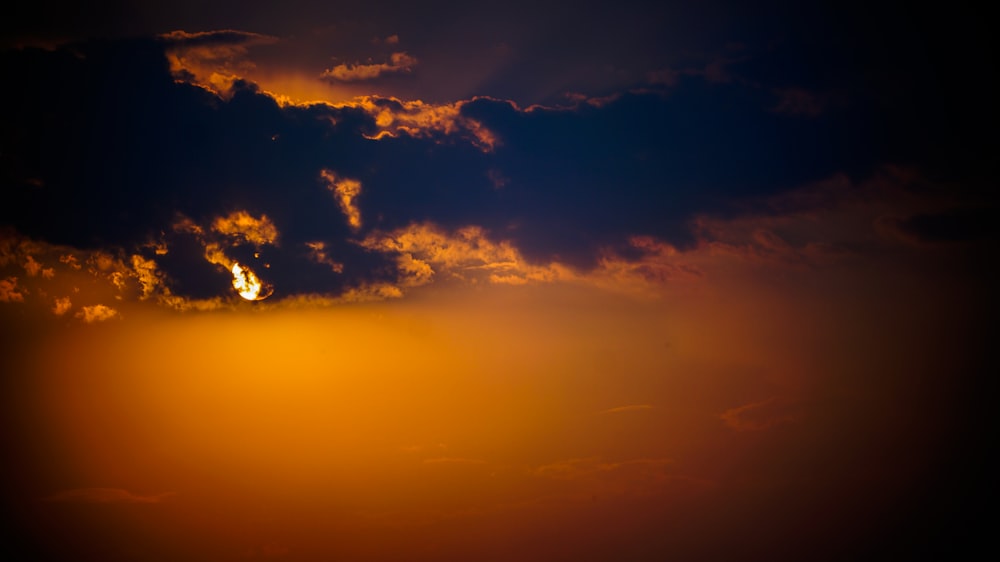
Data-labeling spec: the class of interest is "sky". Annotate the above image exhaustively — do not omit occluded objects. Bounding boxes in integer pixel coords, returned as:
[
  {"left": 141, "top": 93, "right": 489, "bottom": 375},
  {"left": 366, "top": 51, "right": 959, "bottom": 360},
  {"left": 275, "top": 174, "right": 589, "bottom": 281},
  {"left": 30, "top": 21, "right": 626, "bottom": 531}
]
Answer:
[{"left": 0, "top": 2, "right": 996, "bottom": 560}]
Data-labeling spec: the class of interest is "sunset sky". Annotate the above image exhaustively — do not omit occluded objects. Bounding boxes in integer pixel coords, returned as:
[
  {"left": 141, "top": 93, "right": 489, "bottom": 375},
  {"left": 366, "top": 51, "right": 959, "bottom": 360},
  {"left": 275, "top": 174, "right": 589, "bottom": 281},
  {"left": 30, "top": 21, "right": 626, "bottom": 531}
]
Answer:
[{"left": 1, "top": 2, "right": 995, "bottom": 560}]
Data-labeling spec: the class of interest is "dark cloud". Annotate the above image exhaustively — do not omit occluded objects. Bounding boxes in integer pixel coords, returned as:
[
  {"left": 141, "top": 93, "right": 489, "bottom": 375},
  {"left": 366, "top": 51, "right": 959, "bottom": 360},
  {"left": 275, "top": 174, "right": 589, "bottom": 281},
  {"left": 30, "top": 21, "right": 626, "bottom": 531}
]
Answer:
[
  {"left": 157, "top": 29, "right": 277, "bottom": 47},
  {"left": 892, "top": 208, "right": 999, "bottom": 245},
  {"left": 0, "top": 19, "right": 991, "bottom": 300}
]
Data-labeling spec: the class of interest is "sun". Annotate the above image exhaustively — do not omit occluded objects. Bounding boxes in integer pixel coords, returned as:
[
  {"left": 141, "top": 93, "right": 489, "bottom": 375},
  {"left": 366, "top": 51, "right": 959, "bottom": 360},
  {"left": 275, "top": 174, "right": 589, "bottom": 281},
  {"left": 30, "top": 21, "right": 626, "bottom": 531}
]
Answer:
[{"left": 231, "top": 262, "right": 272, "bottom": 301}]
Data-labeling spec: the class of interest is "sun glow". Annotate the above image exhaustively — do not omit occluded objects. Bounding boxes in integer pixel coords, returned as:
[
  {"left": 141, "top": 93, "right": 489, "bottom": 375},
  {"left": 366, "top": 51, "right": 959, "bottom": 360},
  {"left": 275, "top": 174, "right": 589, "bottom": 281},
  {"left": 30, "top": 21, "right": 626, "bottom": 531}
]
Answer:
[{"left": 231, "top": 262, "right": 271, "bottom": 301}]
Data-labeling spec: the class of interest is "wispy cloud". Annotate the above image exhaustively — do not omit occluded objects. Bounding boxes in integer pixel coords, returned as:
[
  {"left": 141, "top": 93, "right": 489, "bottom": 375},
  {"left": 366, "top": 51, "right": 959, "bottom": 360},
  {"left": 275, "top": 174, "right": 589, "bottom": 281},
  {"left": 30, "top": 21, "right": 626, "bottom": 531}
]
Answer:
[
  {"left": 422, "top": 457, "right": 486, "bottom": 465},
  {"left": 599, "top": 404, "right": 654, "bottom": 414},
  {"left": 534, "top": 457, "right": 674, "bottom": 480},
  {"left": 359, "top": 222, "right": 564, "bottom": 289},
  {"left": 321, "top": 52, "right": 418, "bottom": 82},
  {"left": 720, "top": 397, "right": 800, "bottom": 432}
]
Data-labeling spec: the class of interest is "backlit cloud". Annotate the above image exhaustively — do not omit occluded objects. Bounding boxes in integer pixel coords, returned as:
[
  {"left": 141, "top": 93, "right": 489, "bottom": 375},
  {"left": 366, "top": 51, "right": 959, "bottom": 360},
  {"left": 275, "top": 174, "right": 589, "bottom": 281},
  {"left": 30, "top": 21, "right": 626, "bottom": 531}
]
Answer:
[
  {"left": 320, "top": 169, "right": 363, "bottom": 230},
  {"left": 334, "top": 95, "right": 498, "bottom": 150},
  {"left": 359, "top": 222, "right": 564, "bottom": 288},
  {"left": 211, "top": 211, "right": 279, "bottom": 247},
  {"left": 160, "top": 29, "right": 279, "bottom": 97}
]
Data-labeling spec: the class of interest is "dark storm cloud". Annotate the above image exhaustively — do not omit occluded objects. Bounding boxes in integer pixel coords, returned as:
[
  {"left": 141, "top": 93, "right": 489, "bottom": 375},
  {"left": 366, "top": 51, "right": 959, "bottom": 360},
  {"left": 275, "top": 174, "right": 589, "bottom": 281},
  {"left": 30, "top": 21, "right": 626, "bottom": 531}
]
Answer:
[{"left": 456, "top": 85, "right": 879, "bottom": 266}]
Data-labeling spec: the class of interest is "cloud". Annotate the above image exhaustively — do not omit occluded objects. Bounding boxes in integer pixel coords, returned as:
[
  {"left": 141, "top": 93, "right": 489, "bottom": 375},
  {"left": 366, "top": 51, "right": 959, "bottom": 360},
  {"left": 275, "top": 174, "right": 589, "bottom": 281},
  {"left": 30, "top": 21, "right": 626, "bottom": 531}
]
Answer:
[
  {"left": 304, "top": 241, "right": 344, "bottom": 273},
  {"left": 23, "top": 254, "right": 42, "bottom": 276},
  {"left": 52, "top": 296, "right": 72, "bottom": 315},
  {"left": 422, "top": 457, "right": 487, "bottom": 465},
  {"left": 599, "top": 404, "right": 653, "bottom": 414},
  {"left": 646, "top": 68, "right": 678, "bottom": 86},
  {"left": 159, "top": 29, "right": 280, "bottom": 97},
  {"left": 0, "top": 276, "right": 25, "bottom": 302},
  {"left": 321, "top": 51, "right": 418, "bottom": 82},
  {"left": 720, "top": 397, "right": 801, "bottom": 432},
  {"left": 771, "top": 88, "right": 827, "bottom": 117},
  {"left": 534, "top": 457, "right": 673, "bottom": 480},
  {"left": 334, "top": 95, "right": 498, "bottom": 150},
  {"left": 528, "top": 457, "right": 707, "bottom": 501},
  {"left": 320, "top": 170, "right": 363, "bottom": 230},
  {"left": 878, "top": 207, "right": 999, "bottom": 246},
  {"left": 1, "top": 36, "right": 990, "bottom": 310},
  {"left": 211, "top": 211, "right": 279, "bottom": 246},
  {"left": 359, "top": 222, "right": 564, "bottom": 288},
  {"left": 42, "top": 487, "right": 174, "bottom": 504},
  {"left": 159, "top": 29, "right": 278, "bottom": 47},
  {"left": 75, "top": 304, "right": 119, "bottom": 323}
]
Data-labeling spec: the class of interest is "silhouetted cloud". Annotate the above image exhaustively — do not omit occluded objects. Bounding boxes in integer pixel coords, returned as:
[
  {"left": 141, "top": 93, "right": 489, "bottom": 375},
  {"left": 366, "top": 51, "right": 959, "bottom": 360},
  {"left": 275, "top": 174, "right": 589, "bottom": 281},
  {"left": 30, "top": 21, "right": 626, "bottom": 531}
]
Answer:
[{"left": 0, "top": 26, "right": 992, "bottom": 308}]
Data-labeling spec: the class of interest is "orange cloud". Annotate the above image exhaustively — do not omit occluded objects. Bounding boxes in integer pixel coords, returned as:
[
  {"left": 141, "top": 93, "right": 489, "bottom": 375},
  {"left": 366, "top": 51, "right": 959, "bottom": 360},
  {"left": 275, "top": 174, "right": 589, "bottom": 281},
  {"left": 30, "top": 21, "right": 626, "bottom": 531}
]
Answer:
[
  {"left": 23, "top": 254, "right": 42, "bottom": 276},
  {"left": 52, "top": 296, "right": 72, "bottom": 315},
  {"left": 321, "top": 52, "right": 418, "bottom": 82},
  {"left": 359, "top": 222, "right": 565, "bottom": 289},
  {"left": 2, "top": 230, "right": 155, "bottom": 307},
  {"left": 0, "top": 276, "right": 24, "bottom": 302},
  {"left": 211, "top": 211, "right": 279, "bottom": 246},
  {"left": 336, "top": 282, "right": 404, "bottom": 303},
  {"left": 130, "top": 254, "right": 165, "bottom": 300},
  {"left": 75, "top": 304, "right": 120, "bottom": 323}
]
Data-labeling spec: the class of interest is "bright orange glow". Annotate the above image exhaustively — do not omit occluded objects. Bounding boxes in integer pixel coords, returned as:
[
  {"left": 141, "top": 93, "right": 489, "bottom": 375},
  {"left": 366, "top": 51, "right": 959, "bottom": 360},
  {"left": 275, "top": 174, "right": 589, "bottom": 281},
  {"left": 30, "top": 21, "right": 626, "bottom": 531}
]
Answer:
[
  {"left": 7, "top": 261, "right": 975, "bottom": 561},
  {"left": 2, "top": 195, "right": 986, "bottom": 559}
]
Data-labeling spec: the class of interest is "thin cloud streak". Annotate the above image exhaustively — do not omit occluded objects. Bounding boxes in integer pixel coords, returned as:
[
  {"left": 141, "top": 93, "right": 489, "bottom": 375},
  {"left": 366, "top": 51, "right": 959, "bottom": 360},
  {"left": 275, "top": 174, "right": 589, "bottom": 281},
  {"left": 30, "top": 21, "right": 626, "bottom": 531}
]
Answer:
[
  {"left": 598, "top": 404, "right": 654, "bottom": 414},
  {"left": 42, "top": 488, "right": 175, "bottom": 504}
]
